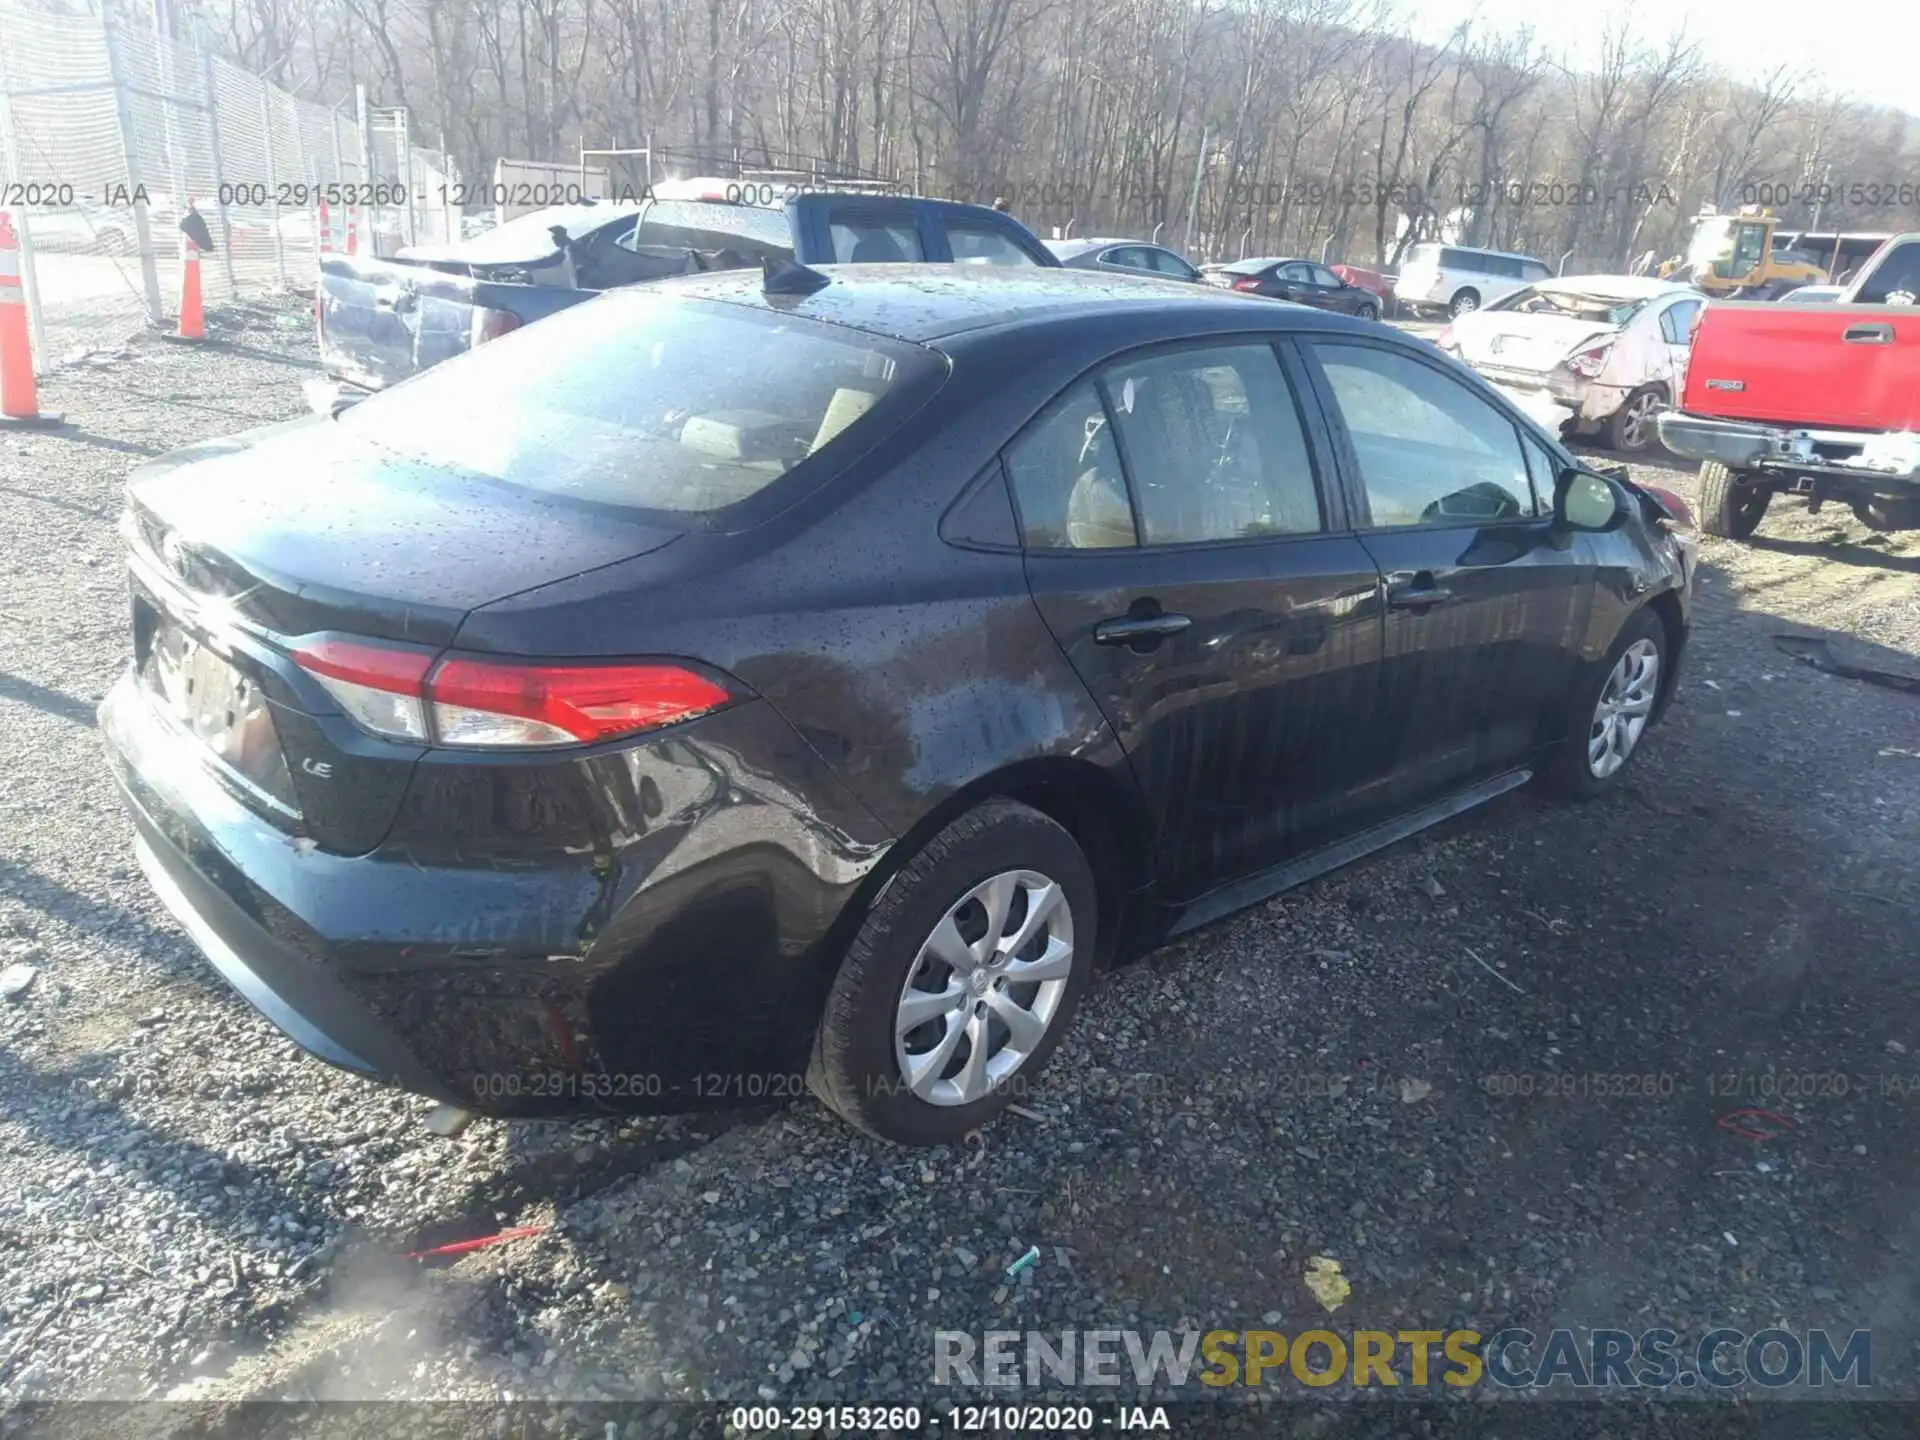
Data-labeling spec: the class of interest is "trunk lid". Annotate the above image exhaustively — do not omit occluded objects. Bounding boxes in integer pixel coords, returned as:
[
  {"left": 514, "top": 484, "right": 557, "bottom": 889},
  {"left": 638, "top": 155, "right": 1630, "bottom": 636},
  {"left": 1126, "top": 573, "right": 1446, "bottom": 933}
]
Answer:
[
  {"left": 123, "top": 415, "right": 681, "bottom": 853},
  {"left": 1456, "top": 313, "right": 1616, "bottom": 378}
]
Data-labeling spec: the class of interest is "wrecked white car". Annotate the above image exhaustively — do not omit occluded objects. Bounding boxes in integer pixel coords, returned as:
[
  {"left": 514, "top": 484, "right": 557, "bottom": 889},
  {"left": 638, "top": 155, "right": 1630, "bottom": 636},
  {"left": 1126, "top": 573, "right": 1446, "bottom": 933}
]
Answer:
[{"left": 1439, "top": 276, "right": 1704, "bottom": 453}]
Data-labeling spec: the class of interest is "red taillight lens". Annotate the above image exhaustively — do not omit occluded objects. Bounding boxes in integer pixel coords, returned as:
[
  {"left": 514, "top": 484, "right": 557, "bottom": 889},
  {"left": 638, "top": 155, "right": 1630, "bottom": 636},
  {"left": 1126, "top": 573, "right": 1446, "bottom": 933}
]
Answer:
[
  {"left": 1436, "top": 324, "right": 1455, "bottom": 350},
  {"left": 430, "top": 657, "right": 732, "bottom": 747},
  {"left": 292, "top": 638, "right": 433, "bottom": 741},
  {"left": 1232, "top": 276, "right": 1261, "bottom": 292},
  {"left": 293, "top": 640, "right": 734, "bottom": 748},
  {"left": 1566, "top": 341, "right": 1613, "bottom": 378},
  {"left": 471, "top": 307, "right": 521, "bottom": 346}
]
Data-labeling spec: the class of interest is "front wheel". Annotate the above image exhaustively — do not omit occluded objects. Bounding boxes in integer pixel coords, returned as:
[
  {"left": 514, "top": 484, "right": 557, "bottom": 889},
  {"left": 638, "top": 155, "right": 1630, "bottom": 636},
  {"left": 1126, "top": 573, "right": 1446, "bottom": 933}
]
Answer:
[
  {"left": 1699, "top": 459, "right": 1772, "bottom": 539},
  {"left": 1355, "top": 301, "right": 1379, "bottom": 322},
  {"left": 1542, "top": 608, "right": 1668, "bottom": 800},
  {"left": 808, "top": 798, "right": 1096, "bottom": 1146},
  {"left": 1448, "top": 289, "right": 1481, "bottom": 317}
]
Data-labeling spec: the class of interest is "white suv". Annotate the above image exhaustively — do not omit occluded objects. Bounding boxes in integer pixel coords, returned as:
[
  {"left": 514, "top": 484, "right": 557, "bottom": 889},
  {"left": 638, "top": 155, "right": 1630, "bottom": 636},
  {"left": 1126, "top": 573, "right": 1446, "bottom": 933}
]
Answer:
[{"left": 1394, "top": 244, "right": 1552, "bottom": 318}]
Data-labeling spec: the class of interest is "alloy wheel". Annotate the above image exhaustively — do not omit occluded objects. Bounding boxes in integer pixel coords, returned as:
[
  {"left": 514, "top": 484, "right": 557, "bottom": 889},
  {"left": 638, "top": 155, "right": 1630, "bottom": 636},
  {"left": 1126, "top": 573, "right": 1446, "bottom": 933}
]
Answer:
[
  {"left": 1588, "top": 639, "right": 1660, "bottom": 778},
  {"left": 1619, "top": 391, "right": 1661, "bottom": 450},
  {"left": 893, "top": 869, "right": 1074, "bottom": 1106}
]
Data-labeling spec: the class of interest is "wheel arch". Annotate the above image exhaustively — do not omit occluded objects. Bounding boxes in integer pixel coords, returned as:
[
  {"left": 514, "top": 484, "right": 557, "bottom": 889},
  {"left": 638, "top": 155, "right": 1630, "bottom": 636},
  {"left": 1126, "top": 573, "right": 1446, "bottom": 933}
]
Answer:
[
  {"left": 1643, "top": 588, "right": 1688, "bottom": 719},
  {"left": 827, "top": 757, "right": 1155, "bottom": 981}
]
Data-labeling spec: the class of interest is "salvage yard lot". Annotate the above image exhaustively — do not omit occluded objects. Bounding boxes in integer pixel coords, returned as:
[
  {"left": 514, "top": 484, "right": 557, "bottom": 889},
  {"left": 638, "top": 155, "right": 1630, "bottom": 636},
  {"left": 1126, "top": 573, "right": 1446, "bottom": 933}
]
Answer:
[{"left": 1, "top": 301, "right": 1917, "bottom": 1411}]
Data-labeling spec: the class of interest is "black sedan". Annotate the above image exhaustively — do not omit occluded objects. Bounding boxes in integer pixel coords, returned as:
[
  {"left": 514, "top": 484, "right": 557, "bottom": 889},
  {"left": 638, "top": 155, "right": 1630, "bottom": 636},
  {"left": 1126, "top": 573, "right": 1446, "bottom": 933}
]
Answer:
[
  {"left": 1205, "top": 256, "right": 1384, "bottom": 318},
  {"left": 103, "top": 264, "right": 1693, "bottom": 1146},
  {"left": 1046, "top": 238, "right": 1204, "bottom": 282}
]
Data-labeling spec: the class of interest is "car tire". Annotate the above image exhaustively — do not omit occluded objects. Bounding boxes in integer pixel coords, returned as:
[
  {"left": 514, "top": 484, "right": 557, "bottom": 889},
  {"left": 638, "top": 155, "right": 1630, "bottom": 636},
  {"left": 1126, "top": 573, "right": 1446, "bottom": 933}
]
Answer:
[
  {"left": 807, "top": 798, "right": 1097, "bottom": 1146},
  {"left": 1605, "top": 384, "right": 1666, "bottom": 453},
  {"left": 1355, "top": 301, "right": 1379, "bottom": 322},
  {"left": 1698, "top": 459, "right": 1771, "bottom": 539},
  {"left": 1448, "top": 289, "right": 1481, "bottom": 317},
  {"left": 1542, "top": 607, "right": 1668, "bottom": 801}
]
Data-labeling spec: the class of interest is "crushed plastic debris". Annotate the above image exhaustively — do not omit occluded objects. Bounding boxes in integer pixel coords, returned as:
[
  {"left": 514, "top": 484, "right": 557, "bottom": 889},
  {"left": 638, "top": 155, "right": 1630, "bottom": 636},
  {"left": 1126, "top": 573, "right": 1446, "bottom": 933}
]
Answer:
[{"left": 1304, "top": 1255, "right": 1351, "bottom": 1312}]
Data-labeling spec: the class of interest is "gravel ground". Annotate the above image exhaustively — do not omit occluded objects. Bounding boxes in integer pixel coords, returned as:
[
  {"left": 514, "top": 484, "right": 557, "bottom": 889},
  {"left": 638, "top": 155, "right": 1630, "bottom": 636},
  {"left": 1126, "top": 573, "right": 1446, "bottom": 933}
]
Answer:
[{"left": 1, "top": 302, "right": 1917, "bottom": 1423}]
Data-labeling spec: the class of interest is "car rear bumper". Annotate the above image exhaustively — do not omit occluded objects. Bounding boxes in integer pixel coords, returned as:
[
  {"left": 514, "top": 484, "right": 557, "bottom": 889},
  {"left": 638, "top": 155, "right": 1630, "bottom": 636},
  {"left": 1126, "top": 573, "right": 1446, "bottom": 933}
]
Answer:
[
  {"left": 1658, "top": 412, "right": 1920, "bottom": 493},
  {"left": 101, "top": 670, "right": 895, "bottom": 1117}
]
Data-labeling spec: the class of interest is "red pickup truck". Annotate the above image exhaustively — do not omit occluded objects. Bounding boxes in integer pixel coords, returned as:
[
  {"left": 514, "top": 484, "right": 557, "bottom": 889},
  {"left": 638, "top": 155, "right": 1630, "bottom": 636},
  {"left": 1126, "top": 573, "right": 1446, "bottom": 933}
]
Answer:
[{"left": 1658, "top": 233, "right": 1920, "bottom": 537}]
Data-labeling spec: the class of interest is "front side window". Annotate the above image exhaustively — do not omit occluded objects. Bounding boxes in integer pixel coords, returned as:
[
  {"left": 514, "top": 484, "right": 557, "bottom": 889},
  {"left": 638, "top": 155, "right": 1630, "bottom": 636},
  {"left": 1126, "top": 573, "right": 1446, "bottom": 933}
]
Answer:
[
  {"left": 1103, "top": 246, "right": 1152, "bottom": 272},
  {"left": 947, "top": 223, "right": 1039, "bottom": 266},
  {"left": 1148, "top": 248, "right": 1199, "bottom": 279},
  {"left": 1313, "top": 342, "right": 1535, "bottom": 527},
  {"left": 336, "top": 291, "right": 933, "bottom": 517},
  {"left": 1100, "top": 344, "right": 1323, "bottom": 543},
  {"left": 830, "top": 218, "right": 923, "bottom": 263},
  {"left": 1005, "top": 382, "right": 1135, "bottom": 550}
]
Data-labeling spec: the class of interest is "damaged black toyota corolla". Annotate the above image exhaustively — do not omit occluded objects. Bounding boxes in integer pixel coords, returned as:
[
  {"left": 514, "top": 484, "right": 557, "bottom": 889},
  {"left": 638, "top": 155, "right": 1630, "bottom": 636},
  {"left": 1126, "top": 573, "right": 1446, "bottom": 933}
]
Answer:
[{"left": 101, "top": 264, "right": 1694, "bottom": 1146}]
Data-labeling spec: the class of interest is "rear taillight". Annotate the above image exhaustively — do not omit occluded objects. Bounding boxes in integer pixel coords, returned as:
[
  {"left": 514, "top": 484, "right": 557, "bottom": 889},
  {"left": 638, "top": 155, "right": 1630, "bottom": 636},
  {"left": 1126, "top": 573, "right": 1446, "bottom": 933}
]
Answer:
[
  {"left": 1232, "top": 276, "right": 1262, "bottom": 292},
  {"left": 470, "top": 307, "right": 521, "bottom": 346},
  {"left": 1640, "top": 484, "right": 1697, "bottom": 531},
  {"left": 1436, "top": 324, "right": 1455, "bottom": 350},
  {"left": 1566, "top": 340, "right": 1614, "bottom": 378},
  {"left": 292, "top": 640, "right": 735, "bottom": 748}
]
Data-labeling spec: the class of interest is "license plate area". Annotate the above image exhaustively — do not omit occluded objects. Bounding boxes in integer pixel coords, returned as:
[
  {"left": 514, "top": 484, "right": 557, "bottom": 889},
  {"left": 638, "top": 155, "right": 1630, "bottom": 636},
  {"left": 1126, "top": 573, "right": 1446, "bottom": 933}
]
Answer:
[{"left": 140, "top": 616, "right": 302, "bottom": 816}]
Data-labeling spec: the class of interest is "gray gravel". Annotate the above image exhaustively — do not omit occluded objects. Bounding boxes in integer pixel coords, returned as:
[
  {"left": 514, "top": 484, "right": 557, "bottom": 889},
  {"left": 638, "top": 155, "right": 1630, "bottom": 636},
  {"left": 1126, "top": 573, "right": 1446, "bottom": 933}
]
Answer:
[{"left": 2, "top": 305, "right": 1916, "bottom": 1414}]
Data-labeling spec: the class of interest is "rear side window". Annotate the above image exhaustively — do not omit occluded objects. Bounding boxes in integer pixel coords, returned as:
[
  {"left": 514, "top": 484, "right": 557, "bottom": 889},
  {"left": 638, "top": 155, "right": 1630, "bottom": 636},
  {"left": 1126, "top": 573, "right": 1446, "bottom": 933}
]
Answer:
[
  {"left": 1856, "top": 242, "right": 1920, "bottom": 304},
  {"left": 948, "top": 223, "right": 1039, "bottom": 265},
  {"left": 1006, "top": 382, "right": 1135, "bottom": 549},
  {"left": 1313, "top": 342, "right": 1535, "bottom": 526},
  {"left": 336, "top": 291, "right": 937, "bottom": 517},
  {"left": 1439, "top": 248, "right": 1471, "bottom": 269},
  {"left": 830, "top": 219, "right": 923, "bottom": 263},
  {"left": 1660, "top": 300, "right": 1703, "bottom": 344},
  {"left": 1521, "top": 262, "right": 1551, "bottom": 281},
  {"left": 1102, "top": 344, "right": 1322, "bottom": 542}
]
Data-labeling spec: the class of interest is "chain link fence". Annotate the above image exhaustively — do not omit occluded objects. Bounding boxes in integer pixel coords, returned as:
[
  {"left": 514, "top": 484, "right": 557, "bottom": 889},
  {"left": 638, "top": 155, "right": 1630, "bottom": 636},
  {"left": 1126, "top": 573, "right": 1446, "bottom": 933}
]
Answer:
[{"left": 0, "top": 1, "right": 458, "bottom": 372}]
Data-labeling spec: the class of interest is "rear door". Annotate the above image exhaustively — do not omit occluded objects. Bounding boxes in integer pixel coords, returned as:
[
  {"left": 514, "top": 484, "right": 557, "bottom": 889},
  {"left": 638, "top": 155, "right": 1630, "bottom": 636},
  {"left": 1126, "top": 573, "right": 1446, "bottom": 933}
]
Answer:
[
  {"left": 1300, "top": 337, "right": 1592, "bottom": 808},
  {"left": 1011, "top": 339, "right": 1386, "bottom": 901}
]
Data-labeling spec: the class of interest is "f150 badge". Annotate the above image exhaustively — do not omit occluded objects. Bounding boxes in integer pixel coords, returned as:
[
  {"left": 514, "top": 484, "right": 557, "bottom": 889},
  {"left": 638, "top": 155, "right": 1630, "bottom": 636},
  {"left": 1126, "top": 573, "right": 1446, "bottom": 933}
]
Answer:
[{"left": 1705, "top": 378, "right": 1746, "bottom": 391}]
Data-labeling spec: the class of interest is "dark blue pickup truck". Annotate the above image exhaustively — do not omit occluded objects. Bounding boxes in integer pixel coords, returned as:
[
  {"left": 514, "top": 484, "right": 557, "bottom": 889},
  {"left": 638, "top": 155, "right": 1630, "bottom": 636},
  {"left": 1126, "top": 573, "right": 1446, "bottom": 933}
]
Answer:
[{"left": 316, "top": 191, "right": 1060, "bottom": 396}]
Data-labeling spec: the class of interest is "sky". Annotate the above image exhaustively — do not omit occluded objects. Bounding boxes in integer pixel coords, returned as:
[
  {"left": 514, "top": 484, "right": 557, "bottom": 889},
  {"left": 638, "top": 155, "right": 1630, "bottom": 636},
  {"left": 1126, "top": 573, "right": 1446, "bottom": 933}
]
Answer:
[{"left": 1412, "top": 0, "right": 1918, "bottom": 119}]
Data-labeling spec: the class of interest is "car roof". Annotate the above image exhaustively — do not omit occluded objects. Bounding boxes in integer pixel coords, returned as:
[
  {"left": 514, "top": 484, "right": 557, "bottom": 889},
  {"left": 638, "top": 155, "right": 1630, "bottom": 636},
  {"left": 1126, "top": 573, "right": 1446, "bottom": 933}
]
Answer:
[
  {"left": 623, "top": 262, "right": 1366, "bottom": 343},
  {"left": 1046, "top": 238, "right": 1166, "bottom": 256},
  {"left": 1414, "top": 243, "right": 1546, "bottom": 264},
  {"left": 1525, "top": 274, "right": 1697, "bottom": 300}
]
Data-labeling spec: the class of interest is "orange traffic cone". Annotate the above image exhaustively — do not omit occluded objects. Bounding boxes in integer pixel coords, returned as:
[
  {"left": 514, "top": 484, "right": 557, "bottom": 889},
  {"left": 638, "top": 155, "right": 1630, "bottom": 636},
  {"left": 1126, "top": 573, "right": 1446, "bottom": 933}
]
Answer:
[
  {"left": 318, "top": 198, "right": 334, "bottom": 254},
  {"left": 0, "top": 210, "right": 62, "bottom": 429},
  {"left": 346, "top": 208, "right": 358, "bottom": 256},
  {"left": 175, "top": 238, "right": 205, "bottom": 341}
]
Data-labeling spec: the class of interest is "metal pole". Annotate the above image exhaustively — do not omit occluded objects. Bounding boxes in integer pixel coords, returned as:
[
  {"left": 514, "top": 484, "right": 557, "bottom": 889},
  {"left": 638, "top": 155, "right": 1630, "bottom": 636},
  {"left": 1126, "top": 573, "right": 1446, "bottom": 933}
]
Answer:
[
  {"left": 195, "top": 37, "right": 238, "bottom": 294},
  {"left": 1182, "top": 126, "right": 1209, "bottom": 258},
  {"left": 99, "top": 18, "right": 165, "bottom": 321},
  {"left": 398, "top": 108, "right": 416, "bottom": 247},
  {"left": 355, "top": 83, "right": 372, "bottom": 253},
  {"left": 260, "top": 88, "right": 287, "bottom": 287}
]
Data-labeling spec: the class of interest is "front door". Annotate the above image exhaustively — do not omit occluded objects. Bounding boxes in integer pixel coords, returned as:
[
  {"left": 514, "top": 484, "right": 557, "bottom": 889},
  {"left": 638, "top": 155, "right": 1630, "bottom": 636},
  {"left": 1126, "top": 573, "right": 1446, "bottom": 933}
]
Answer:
[
  {"left": 1010, "top": 340, "right": 1386, "bottom": 902},
  {"left": 1299, "top": 337, "right": 1593, "bottom": 811}
]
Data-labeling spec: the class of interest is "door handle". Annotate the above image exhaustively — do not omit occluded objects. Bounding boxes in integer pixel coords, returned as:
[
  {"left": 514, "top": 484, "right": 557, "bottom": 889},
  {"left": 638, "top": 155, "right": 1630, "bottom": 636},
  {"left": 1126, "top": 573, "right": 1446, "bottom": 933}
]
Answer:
[
  {"left": 1843, "top": 323, "right": 1893, "bottom": 344},
  {"left": 1094, "top": 611, "right": 1192, "bottom": 647},
  {"left": 1386, "top": 573, "right": 1454, "bottom": 611}
]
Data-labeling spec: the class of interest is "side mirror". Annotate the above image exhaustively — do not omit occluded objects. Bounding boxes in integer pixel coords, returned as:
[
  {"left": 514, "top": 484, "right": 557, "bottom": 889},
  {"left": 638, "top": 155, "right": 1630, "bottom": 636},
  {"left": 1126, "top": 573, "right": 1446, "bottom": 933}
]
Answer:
[{"left": 1555, "top": 468, "right": 1631, "bottom": 533}]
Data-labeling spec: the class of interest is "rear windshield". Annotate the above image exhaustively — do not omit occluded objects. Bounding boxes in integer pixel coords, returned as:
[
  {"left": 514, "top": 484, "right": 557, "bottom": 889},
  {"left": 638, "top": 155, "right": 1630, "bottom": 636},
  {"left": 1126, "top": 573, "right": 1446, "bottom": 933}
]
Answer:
[
  {"left": 1489, "top": 286, "right": 1648, "bottom": 325},
  {"left": 336, "top": 291, "right": 940, "bottom": 519}
]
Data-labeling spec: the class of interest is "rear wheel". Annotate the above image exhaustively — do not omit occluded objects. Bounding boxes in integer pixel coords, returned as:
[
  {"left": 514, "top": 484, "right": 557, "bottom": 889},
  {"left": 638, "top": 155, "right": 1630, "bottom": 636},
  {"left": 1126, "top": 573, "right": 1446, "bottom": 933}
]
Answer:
[
  {"left": 1699, "top": 459, "right": 1772, "bottom": 539},
  {"left": 1448, "top": 289, "right": 1481, "bottom": 318},
  {"left": 1355, "top": 301, "right": 1379, "bottom": 322},
  {"left": 1543, "top": 608, "right": 1667, "bottom": 800},
  {"left": 808, "top": 799, "right": 1096, "bottom": 1146},
  {"left": 1606, "top": 384, "right": 1666, "bottom": 453}
]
